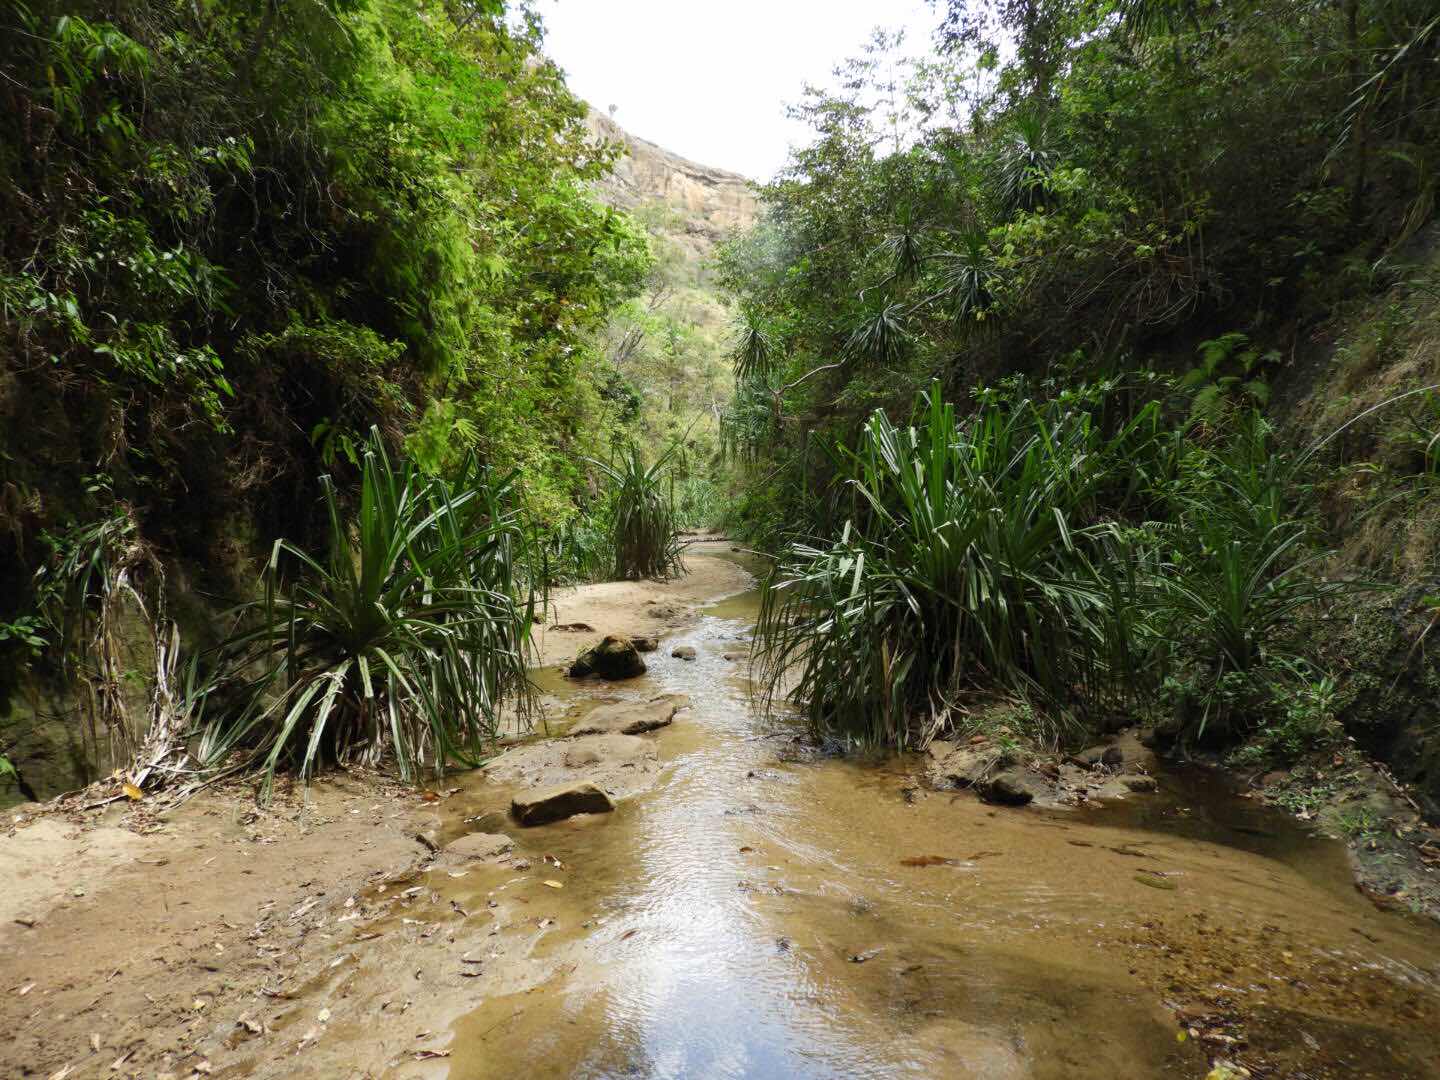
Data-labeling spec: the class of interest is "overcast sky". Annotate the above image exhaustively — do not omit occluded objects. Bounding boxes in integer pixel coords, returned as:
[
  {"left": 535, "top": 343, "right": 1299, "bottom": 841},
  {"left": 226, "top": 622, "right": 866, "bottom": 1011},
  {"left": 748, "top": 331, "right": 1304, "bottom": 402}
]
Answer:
[{"left": 534, "top": 0, "right": 943, "bottom": 181}]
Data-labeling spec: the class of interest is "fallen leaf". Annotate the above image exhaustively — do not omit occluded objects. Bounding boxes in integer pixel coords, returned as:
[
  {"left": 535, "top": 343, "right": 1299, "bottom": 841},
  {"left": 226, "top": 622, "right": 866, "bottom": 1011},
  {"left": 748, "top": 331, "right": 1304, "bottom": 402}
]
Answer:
[
  {"left": 420, "top": 791, "right": 441, "bottom": 802},
  {"left": 122, "top": 782, "right": 144, "bottom": 801},
  {"left": 413, "top": 1050, "right": 451, "bottom": 1060},
  {"left": 899, "top": 855, "right": 953, "bottom": 867},
  {"left": 619, "top": 929, "right": 639, "bottom": 941},
  {"left": 542, "top": 879, "right": 564, "bottom": 889},
  {"left": 17, "top": 982, "right": 35, "bottom": 996},
  {"left": 543, "top": 854, "right": 567, "bottom": 869},
  {"left": 738, "top": 846, "right": 754, "bottom": 853}
]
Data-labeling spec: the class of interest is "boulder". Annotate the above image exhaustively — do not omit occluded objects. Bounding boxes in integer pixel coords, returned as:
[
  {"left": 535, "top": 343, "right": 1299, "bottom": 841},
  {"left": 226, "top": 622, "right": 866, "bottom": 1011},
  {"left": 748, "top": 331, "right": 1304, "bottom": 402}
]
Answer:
[
  {"left": 443, "top": 832, "right": 514, "bottom": 861},
  {"left": 567, "top": 694, "right": 689, "bottom": 737},
  {"left": 671, "top": 645, "right": 697, "bottom": 661},
  {"left": 980, "top": 769, "right": 1047, "bottom": 806},
  {"left": 512, "top": 781, "right": 615, "bottom": 826},
  {"left": 569, "top": 635, "right": 646, "bottom": 680},
  {"left": 925, "top": 739, "right": 1008, "bottom": 788},
  {"left": 631, "top": 635, "right": 659, "bottom": 653},
  {"left": 940, "top": 749, "right": 994, "bottom": 788},
  {"left": 1070, "top": 732, "right": 1158, "bottom": 774}
]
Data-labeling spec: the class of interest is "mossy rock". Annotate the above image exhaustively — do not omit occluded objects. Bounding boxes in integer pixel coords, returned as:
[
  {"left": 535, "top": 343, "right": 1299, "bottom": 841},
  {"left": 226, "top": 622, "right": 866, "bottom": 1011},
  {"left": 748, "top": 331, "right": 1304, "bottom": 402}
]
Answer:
[{"left": 569, "top": 635, "right": 647, "bottom": 680}]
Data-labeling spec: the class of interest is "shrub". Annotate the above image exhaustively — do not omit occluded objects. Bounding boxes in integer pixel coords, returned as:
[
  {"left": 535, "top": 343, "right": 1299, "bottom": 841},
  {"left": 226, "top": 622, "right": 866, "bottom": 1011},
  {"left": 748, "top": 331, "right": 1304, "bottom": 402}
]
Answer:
[
  {"left": 198, "top": 434, "right": 539, "bottom": 797},
  {"left": 754, "top": 385, "right": 1156, "bottom": 747},
  {"left": 593, "top": 444, "right": 683, "bottom": 581}
]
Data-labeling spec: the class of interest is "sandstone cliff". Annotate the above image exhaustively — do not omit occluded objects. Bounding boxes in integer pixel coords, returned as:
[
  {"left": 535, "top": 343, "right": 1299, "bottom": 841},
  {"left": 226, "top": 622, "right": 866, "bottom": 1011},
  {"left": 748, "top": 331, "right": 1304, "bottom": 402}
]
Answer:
[{"left": 586, "top": 111, "right": 759, "bottom": 261}]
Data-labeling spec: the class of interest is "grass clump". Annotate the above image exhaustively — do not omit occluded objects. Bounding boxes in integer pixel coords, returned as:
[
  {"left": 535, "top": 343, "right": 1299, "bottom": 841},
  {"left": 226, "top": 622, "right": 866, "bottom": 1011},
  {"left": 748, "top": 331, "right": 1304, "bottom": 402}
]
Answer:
[
  {"left": 754, "top": 385, "right": 1154, "bottom": 747},
  {"left": 755, "top": 383, "right": 1354, "bottom": 750},
  {"left": 593, "top": 443, "right": 684, "bottom": 581},
  {"left": 198, "top": 433, "right": 540, "bottom": 796}
]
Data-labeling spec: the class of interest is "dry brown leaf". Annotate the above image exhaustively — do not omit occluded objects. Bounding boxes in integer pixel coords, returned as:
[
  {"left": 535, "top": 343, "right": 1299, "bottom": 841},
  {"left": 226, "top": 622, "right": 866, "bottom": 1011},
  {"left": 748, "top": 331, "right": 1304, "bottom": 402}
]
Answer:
[
  {"left": 542, "top": 879, "right": 564, "bottom": 889},
  {"left": 899, "top": 855, "right": 953, "bottom": 867}
]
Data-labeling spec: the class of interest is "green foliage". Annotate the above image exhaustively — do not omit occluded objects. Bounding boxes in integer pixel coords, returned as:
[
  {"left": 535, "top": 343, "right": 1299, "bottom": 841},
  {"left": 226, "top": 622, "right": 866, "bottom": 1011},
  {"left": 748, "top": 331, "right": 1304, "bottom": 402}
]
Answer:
[
  {"left": 199, "top": 433, "right": 538, "bottom": 797},
  {"left": 1182, "top": 333, "right": 1276, "bottom": 428},
  {"left": 753, "top": 381, "right": 1352, "bottom": 748},
  {"left": 592, "top": 444, "right": 684, "bottom": 581},
  {"left": 754, "top": 384, "right": 1152, "bottom": 746}
]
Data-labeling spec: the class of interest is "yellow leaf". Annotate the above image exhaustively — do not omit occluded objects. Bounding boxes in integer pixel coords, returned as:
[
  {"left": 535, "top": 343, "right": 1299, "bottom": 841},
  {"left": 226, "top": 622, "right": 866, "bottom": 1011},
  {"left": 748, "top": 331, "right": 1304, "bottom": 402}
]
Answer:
[
  {"left": 122, "top": 782, "right": 144, "bottom": 801},
  {"left": 542, "top": 880, "right": 564, "bottom": 889}
]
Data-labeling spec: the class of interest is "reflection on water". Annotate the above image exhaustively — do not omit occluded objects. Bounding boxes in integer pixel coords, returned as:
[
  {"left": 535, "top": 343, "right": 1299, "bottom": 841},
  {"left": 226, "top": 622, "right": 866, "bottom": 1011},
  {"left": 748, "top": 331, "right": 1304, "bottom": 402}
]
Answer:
[{"left": 439, "top": 583, "right": 1440, "bottom": 1079}]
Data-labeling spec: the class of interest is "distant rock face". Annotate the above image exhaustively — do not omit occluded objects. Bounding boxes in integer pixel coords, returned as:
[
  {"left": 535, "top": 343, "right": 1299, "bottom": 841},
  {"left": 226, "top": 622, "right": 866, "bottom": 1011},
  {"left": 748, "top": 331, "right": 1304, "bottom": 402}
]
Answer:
[{"left": 585, "top": 111, "right": 759, "bottom": 261}]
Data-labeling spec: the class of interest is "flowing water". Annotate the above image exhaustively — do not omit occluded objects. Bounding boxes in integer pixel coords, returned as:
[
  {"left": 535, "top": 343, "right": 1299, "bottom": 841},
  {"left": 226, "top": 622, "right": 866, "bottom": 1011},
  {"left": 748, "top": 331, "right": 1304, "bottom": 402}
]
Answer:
[{"left": 426, "top": 571, "right": 1440, "bottom": 1079}]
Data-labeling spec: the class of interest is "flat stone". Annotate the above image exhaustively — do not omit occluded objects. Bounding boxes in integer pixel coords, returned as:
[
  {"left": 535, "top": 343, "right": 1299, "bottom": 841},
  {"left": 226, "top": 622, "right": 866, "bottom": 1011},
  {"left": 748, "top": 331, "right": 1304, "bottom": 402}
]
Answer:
[
  {"left": 631, "top": 635, "right": 659, "bottom": 653},
  {"left": 567, "top": 694, "right": 689, "bottom": 737},
  {"left": 561, "top": 733, "right": 653, "bottom": 768},
  {"left": 671, "top": 645, "right": 697, "bottom": 661},
  {"left": 512, "top": 781, "right": 615, "bottom": 826},
  {"left": 443, "top": 832, "right": 515, "bottom": 861}
]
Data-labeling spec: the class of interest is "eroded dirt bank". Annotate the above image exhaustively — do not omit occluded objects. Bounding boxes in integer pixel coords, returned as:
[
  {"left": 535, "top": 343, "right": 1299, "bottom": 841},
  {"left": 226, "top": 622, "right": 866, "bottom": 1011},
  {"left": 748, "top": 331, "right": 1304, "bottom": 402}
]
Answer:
[{"left": 3, "top": 546, "right": 1439, "bottom": 1079}]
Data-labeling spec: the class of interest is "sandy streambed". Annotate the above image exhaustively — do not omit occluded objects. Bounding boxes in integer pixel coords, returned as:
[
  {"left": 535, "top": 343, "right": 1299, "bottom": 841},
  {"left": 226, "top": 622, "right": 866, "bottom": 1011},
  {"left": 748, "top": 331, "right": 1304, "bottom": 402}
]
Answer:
[{"left": 3, "top": 546, "right": 1439, "bottom": 1080}]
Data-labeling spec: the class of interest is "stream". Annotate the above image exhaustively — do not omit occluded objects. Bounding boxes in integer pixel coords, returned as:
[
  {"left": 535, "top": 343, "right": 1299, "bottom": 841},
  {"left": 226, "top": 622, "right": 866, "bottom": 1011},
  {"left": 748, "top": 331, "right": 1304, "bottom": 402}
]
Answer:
[{"left": 426, "top": 564, "right": 1440, "bottom": 1079}]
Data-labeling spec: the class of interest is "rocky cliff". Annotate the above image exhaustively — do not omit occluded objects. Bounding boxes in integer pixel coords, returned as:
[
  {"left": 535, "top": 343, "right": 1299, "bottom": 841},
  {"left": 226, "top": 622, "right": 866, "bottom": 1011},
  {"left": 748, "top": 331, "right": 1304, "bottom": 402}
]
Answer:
[{"left": 586, "top": 111, "right": 759, "bottom": 261}]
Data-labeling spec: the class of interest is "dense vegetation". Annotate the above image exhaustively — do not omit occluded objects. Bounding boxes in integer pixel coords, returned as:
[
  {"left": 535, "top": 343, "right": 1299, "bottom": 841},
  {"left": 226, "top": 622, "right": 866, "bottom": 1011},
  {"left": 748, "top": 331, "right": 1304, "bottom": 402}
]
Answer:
[
  {"left": 0, "top": 0, "right": 699, "bottom": 796},
  {"left": 725, "top": 0, "right": 1440, "bottom": 770}
]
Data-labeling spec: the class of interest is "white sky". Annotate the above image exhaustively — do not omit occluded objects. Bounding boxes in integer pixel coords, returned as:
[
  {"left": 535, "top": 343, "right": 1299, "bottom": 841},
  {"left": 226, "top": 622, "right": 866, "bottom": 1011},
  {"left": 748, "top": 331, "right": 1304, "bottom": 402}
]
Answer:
[{"left": 535, "top": 0, "right": 943, "bottom": 181}]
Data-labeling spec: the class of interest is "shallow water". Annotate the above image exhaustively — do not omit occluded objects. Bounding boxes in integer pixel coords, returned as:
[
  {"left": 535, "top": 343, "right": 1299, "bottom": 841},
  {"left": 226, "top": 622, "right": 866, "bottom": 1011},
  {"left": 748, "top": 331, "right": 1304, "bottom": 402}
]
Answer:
[{"left": 435, "top": 579, "right": 1440, "bottom": 1079}]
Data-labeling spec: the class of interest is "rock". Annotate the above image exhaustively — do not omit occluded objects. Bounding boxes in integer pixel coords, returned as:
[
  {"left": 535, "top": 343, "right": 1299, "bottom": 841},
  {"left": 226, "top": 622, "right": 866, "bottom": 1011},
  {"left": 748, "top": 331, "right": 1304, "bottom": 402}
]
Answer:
[
  {"left": 1110, "top": 732, "right": 1159, "bottom": 773},
  {"left": 1118, "top": 774, "right": 1158, "bottom": 792},
  {"left": 1072, "top": 745, "right": 1111, "bottom": 767},
  {"left": 512, "top": 781, "right": 615, "bottom": 826},
  {"left": 943, "top": 750, "right": 994, "bottom": 787},
  {"left": 1071, "top": 732, "right": 1158, "bottom": 773},
  {"left": 722, "top": 652, "right": 745, "bottom": 662},
  {"left": 561, "top": 734, "right": 652, "bottom": 769},
  {"left": 631, "top": 635, "right": 659, "bottom": 653},
  {"left": 980, "top": 769, "right": 1047, "bottom": 806},
  {"left": 671, "top": 645, "right": 697, "bottom": 661},
  {"left": 569, "top": 635, "right": 647, "bottom": 680},
  {"left": 567, "top": 694, "right": 689, "bottom": 737},
  {"left": 443, "top": 832, "right": 514, "bottom": 861},
  {"left": 1259, "top": 769, "right": 1290, "bottom": 787},
  {"left": 484, "top": 734, "right": 659, "bottom": 799}
]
